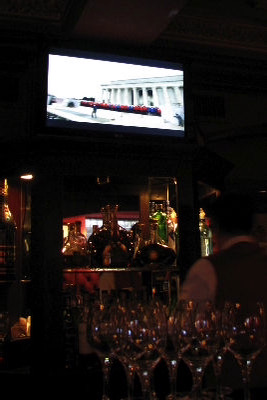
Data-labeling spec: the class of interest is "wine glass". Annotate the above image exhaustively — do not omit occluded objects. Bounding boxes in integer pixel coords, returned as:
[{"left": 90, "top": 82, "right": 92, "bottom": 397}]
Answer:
[
  {"left": 177, "top": 300, "right": 220, "bottom": 400},
  {"left": 224, "top": 301, "right": 266, "bottom": 400},
  {"left": 87, "top": 299, "right": 115, "bottom": 400},
  {"left": 210, "top": 302, "right": 233, "bottom": 400},
  {"left": 165, "top": 303, "right": 186, "bottom": 400},
  {"left": 108, "top": 299, "right": 137, "bottom": 400},
  {"left": 124, "top": 298, "right": 167, "bottom": 400}
]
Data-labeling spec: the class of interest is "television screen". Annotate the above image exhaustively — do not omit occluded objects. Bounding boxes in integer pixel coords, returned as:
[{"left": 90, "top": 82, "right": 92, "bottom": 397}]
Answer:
[{"left": 46, "top": 49, "right": 185, "bottom": 139}]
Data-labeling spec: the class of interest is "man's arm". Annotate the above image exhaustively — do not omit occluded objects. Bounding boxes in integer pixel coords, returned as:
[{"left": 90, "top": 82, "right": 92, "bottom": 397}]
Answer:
[{"left": 179, "top": 258, "right": 217, "bottom": 302}]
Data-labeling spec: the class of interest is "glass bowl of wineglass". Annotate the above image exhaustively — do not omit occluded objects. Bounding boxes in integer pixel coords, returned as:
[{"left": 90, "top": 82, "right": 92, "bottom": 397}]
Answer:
[
  {"left": 124, "top": 298, "right": 167, "bottom": 400},
  {"left": 224, "top": 301, "right": 266, "bottom": 400},
  {"left": 177, "top": 300, "right": 221, "bottom": 400}
]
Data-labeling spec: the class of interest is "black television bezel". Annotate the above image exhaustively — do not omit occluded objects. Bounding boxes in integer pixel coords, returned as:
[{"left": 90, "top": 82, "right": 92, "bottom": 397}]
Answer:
[{"left": 43, "top": 46, "right": 187, "bottom": 144}]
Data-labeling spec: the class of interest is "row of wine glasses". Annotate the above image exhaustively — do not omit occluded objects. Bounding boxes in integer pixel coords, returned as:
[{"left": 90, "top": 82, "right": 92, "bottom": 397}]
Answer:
[
  {"left": 168, "top": 300, "right": 265, "bottom": 400},
  {"left": 87, "top": 295, "right": 167, "bottom": 400},
  {"left": 86, "top": 296, "right": 266, "bottom": 400},
  {"left": 223, "top": 301, "right": 266, "bottom": 400}
]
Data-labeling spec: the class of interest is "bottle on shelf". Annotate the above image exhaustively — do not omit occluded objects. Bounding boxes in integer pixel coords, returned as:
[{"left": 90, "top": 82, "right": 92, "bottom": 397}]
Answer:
[
  {"left": 102, "top": 205, "right": 133, "bottom": 268},
  {"left": 133, "top": 220, "right": 176, "bottom": 268},
  {"left": 132, "top": 222, "right": 146, "bottom": 261},
  {"left": 199, "top": 208, "right": 213, "bottom": 256},
  {"left": 166, "top": 200, "right": 179, "bottom": 252},
  {"left": 21, "top": 184, "right": 31, "bottom": 280},
  {"left": 62, "top": 221, "right": 89, "bottom": 267},
  {"left": 150, "top": 202, "right": 168, "bottom": 243},
  {"left": 88, "top": 204, "right": 134, "bottom": 268},
  {"left": 0, "top": 179, "right": 17, "bottom": 280}
]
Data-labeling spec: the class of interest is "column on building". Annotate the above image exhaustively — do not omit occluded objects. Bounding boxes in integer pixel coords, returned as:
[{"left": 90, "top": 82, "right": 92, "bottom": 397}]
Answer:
[
  {"left": 156, "top": 87, "right": 164, "bottom": 106},
  {"left": 174, "top": 86, "right": 183, "bottom": 105},
  {"left": 167, "top": 86, "right": 176, "bottom": 105},
  {"left": 142, "top": 87, "right": 148, "bottom": 106},
  {"left": 101, "top": 88, "right": 106, "bottom": 102},
  {"left": 132, "top": 87, "right": 138, "bottom": 105},
  {"left": 112, "top": 88, "right": 117, "bottom": 104},
  {"left": 108, "top": 89, "right": 112, "bottom": 103},
  {"left": 122, "top": 88, "right": 127, "bottom": 104},
  {"left": 152, "top": 85, "right": 160, "bottom": 107},
  {"left": 163, "top": 86, "right": 172, "bottom": 107},
  {"left": 126, "top": 87, "right": 132, "bottom": 105},
  {"left": 108, "top": 88, "right": 113, "bottom": 103},
  {"left": 119, "top": 88, "right": 123, "bottom": 104}
]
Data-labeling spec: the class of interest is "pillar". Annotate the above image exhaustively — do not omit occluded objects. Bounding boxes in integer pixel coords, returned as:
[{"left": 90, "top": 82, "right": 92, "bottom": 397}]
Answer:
[
  {"left": 120, "top": 88, "right": 125, "bottom": 104},
  {"left": 133, "top": 87, "right": 138, "bottom": 105},
  {"left": 174, "top": 86, "right": 183, "bottom": 105},
  {"left": 142, "top": 87, "right": 148, "bottom": 106},
  {"left": 163, "top": 86, "right": 171, "bottom": 107},
  {"left": 177, "top": 160, "right": 200, "bottom": 283},
  {"left": 31, "top": 173, "right": 64, "bottom": 374},
  {"left": 126, "top": 87, "right": 132, "bottom": 105},
  {"left": 152, "top": 87, "right": 160, "bottom": 107}
]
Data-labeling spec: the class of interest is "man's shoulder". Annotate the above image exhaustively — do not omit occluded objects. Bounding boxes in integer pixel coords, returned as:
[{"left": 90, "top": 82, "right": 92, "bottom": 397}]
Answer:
[{"left": 187, "top": 257, "right": 215, "bottom": 276}]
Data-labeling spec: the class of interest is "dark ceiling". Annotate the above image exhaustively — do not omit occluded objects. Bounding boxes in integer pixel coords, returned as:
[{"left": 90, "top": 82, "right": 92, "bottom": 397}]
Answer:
[{"left": 0, "top": 0, "right": 266, "bottom": 56}]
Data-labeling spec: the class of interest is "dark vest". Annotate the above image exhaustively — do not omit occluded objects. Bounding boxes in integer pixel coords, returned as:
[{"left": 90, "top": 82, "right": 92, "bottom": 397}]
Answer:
[
  {"left": 208, "top": 241, "right": 267, "bottom": 310},
  {"left": 207, "top": 241, "right": 267, "bottom": 388}
]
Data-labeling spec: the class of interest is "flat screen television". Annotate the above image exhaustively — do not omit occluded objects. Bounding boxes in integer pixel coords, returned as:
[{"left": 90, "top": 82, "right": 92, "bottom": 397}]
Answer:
[{"left": 46, "top": 48, "right": 185, "bottom": 140}]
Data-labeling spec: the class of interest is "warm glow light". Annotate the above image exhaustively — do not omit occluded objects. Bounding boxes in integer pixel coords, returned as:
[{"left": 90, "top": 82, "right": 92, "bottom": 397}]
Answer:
[{"left": 20, "top": 174, "right": 33, "bottom": 180}]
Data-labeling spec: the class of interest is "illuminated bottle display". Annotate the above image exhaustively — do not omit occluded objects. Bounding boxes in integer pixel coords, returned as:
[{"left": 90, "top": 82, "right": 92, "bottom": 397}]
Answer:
[
  {"left": 0, "top": 179, "right": 16, "bottom": 280},
  {"left": 199, "top": 208, "right": 213, "bottom": 256},
  {"left": 151, "top": 203, "right": 168, "bottom": 243},
  {"left": 149, "top": 200, "right": 178, "bottom": 252},
  {"left": 62, "top": 221, "right": 89, "bottom": 267}
]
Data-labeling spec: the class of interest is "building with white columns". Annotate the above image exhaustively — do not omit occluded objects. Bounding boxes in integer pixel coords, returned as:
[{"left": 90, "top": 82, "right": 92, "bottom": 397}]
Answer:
[{"left": 101, "top": 75, "right": 184, "bottom": 121}]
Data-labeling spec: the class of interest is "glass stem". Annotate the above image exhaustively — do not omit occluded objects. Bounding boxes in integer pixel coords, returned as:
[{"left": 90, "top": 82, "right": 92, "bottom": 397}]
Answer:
[
  {"left": 138, "top": 362, "right": 154, "bottom": 400},
  {"left": 242, "top": 360, "right": 252, "bottom": 400},
  {"left": 167, "top": 356, "right": 178, "bottom": 399},
  {"left": 191, "top": 366, "right": 204, "bottom": 400},
  {"left": 214, "top": 354, "right": 224, "bottom": 400},
  {"left": 125, "top": 359, "right": 136, "bottom": 400},
  {"left": 102, "top": 355, "right": 111, "bottom": 400}
]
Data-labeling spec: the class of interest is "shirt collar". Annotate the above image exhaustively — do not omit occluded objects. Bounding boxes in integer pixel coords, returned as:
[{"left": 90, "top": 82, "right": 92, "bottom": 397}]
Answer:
[{"left": 221, "top": 235, "right": 256, "bottom": 250}]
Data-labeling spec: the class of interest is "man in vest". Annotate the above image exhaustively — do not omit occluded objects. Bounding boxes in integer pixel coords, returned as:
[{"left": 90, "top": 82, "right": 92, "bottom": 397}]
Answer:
[{"left": 180, "top": 192, "right": 267, "bottom": 389}]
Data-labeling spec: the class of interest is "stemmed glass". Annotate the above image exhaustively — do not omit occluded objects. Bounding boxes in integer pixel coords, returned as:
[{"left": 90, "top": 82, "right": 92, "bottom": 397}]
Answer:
[
  {"left": 87, "top": 298, "right": 115, "bottom": 400},
  {"left": 165, "top": 304, "right": 186, "bottom": 400},
  {"left": 124, "top": 298, "right": 167, "bottom": 400},
  {"left": 109, "top": 299, "right": 137, "bottom": 400},
  {"left": 224, "top": 301, "right": 266, "bottom": 400},
  {"left": 210, "top": 302, "right": 233, "bottom": 400},
  {"left": 177, "top": 300, "right": 220, "bottom": 400}
]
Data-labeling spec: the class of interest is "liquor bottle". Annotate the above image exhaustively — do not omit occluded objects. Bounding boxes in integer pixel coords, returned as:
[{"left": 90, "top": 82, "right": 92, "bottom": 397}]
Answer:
[
  {"left": 62, "top": 221, "right": 89, "bottom": 267},
  {"left": 0, "top": 179, "right": 17, "bottom": 280},
  {"left": 88, "top": 205, "right": 111, "bottom": 267},
  {"left": 102, "top": 205, "right": 134, "bottom": 268},
  {"left": 133, "top": 220, "right": 176, "bottom": 267},
  {"left": 151, "top": 203, "right": 168, "bottom": 243},
  {"left": 132, "top": 222, "right": 146, "bottom": 260},
  {"left": 166, "top": 201, "right": 179, "bottom": 252},
  {"left": 88, "top": 204, "right": 134, "bottom": 268},
  {"left": 199, "top": 208, "right": 213, "bottom": 256}
]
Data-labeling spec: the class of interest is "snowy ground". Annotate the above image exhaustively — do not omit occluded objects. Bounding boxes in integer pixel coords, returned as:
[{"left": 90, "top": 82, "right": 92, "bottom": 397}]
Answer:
[{"left": 47, "top": 103, "right": 183, "bottom": 132}]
